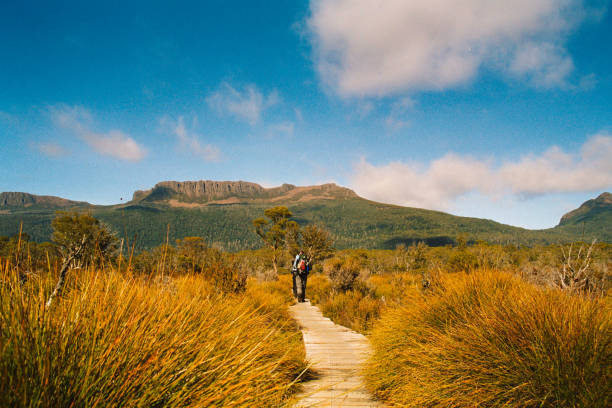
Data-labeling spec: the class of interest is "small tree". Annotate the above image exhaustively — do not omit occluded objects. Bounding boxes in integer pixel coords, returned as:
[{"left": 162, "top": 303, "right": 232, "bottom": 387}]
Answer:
[
  {"left": 408, "top": 242, "right": 428, "bottom": 272},
  {"left": 284, "top": 220, "right": 301, "bottom": 259},
  {"left": 47, "top": 212, "right": 118, "bottom": 307},
  {"left": 557, "top": 240, "right": 599, "bottom": 293},
  {"left": 302, "top": 225, "right": 334, "bottom": 265},
  {"left": 324, "top": 256, "right": 361, "bottom": 293},
  {"left": 253, "top": 206, "right": 295, "bottom": 276},
  {"left": 176, "top": 236, "right": 208, "bottom": 273},
  {"left": 52, "top": 212, "right": 118, "bottom": 268},
  {"left": 395, "top": 241, "right": 427, "bottom": 273},
  {"left": 456, "top": 234, "right": 469, "bottom": 249}
]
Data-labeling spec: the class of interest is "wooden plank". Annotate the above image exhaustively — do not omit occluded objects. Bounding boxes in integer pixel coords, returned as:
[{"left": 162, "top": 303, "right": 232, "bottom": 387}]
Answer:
[{"left": 290, "top": 301, "right": 386, "bottom": 408}]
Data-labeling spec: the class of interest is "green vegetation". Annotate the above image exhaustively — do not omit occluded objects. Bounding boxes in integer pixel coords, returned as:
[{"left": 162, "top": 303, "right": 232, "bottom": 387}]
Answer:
[
  {"left": 2, "top": 186, "right": 611, "bottom": 251},
  {"left": 0, "top": 230, "right": 58, "bottom": 275},
  {"left": 555, "top": 192, "right": 612, "bottom": 242},
  {"left": 2, "top": 206, "right": 610, "bottom": 407},
  {"left": 300, "top": 224, "right": 334, "bottom": 263},
  {"left": 0, "top": 211, "right": 312, "bottom": 407},
  {"left": 253, "top": 206, "right": 297, "bottom": 275},
  {"left": 51, "top": 211, "right": 119, "bottom": 267}
]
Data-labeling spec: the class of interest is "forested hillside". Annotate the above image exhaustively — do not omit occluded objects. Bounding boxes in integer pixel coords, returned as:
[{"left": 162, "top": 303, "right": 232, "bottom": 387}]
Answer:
[{"left": 1, "top": 182, "right": 610, "bottom": 250}]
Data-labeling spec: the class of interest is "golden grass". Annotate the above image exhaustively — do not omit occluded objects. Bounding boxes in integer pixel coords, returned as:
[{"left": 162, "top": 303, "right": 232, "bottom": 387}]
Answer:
[
  {"left": 0, "top": 266, "right": 306, "bottom": 407},
  {"left": 365, "top": 270, "right": 612, "bottom": 407},
  {"left": 307, "top": 273, "right": 384, "bottom": 333}
]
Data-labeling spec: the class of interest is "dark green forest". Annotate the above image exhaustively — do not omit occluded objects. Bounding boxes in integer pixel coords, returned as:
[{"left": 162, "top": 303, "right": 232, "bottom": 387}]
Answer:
[{"left": 1, "top": 195, "right": 610, "bottom": 251}]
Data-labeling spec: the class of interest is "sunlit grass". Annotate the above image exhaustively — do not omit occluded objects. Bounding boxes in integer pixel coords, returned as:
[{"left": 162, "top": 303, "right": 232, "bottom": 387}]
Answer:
[
  {"left": 307, "top": 273, "right": 385, "bottom": 333},
  {"left": 0, "top": 265, "right": 306, "bottom": 407},
  {"left": 365, "top": 270, "right": 611, "bottom": 407}
]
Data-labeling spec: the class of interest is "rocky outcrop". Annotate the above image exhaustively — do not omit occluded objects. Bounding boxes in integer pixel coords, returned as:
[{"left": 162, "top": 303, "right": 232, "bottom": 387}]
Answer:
[
  {"left": 558, "top": 192, "right": 612, "bottom": 225},
  {"left": 132, "top": 180, "right": 357, "bottom": 204},
  {"left": 0, "top": 192, "right": 87, "bottom": 209}
]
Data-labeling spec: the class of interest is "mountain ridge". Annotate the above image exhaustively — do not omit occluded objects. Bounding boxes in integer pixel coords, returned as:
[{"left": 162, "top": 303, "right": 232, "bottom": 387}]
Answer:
[
  {"left": 0, "top": 192, "right": 90, "bottom": 209},
  {"left": 559, "top": 192, "right": 612, "bottom": 225},
  {"left": 131, "top": 180, "right": 358, "bottom": 205},
  {"left": 1, "top": 181, "right": 611, "bottom": 249}
]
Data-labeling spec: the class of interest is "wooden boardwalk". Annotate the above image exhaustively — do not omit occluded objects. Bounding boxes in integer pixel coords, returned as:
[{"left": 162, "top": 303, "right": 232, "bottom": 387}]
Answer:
[{"left": 290, "top": 301, "right": 385, "bottom": 408}]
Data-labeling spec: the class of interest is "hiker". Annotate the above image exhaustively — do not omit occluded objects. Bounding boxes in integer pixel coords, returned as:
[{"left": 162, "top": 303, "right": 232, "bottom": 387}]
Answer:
[
  {"left": 292, "top": 250, "right": 310, "bottom": 302},
  {"left": 291, "top": 250, "right": 304, "bottom": 298}
]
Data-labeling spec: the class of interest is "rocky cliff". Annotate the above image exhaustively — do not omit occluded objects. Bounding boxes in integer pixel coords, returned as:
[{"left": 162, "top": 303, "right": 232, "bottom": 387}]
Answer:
[{"left": 132, "top": 180, "right": 357, "bottom": 204}]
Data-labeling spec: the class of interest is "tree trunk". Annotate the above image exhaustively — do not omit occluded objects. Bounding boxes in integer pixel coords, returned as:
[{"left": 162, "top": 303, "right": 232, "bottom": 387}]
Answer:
[
  {"left": 272, "top": 250, "right": 278, "bottom": 276},
  {"left": 45, "top": 257, "right": 72, "bottom": 308},
  {"left": 46, "top": 235, "right": 86, "bottom": 308}
]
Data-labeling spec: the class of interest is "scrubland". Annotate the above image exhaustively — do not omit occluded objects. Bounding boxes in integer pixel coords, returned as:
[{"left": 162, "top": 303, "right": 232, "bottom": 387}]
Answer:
[
  {"left": 307, "top": 244, "right": 611, "bottom": 407},
  {"left": 365, "top": 271, "right": 610, "bottom": 407},
  {"left": 0, "top": 261, "right": 306, "bottom": 407},
  {"left": 2, "top": 223, "right": 611, "bottom": 408}
]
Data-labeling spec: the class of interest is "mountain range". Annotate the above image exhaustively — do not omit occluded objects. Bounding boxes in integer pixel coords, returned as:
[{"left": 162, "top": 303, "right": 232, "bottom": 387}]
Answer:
[{"left": 1, "top": 180, "right": 610, "bottom": 250}]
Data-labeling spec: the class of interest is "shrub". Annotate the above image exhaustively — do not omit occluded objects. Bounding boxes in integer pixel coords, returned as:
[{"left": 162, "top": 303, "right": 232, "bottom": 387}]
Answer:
[
  {"left": 52, "top": 211, "right": 118, "bottom": 268},
  {"left": 365, "top": 270, "right": 611, "bottom": 407},
  {"left": 447, "top": 250, "right": 478, "bottom": 272},
  {"left": 323, "top": 255, "right": 361, "bottom": 292},
  {"left": 0, "top": 267, "right": 306, "bottom": 407},
  {"left": 307, "top": 272, "right": 384, "bottom": 333},
  {"left": 306, "top": 273, "right": 333, "bottom": 306},
  {"left": 204, "top": 260, "right": 247, "bottom": 294},
  {"left": 318, "top": 290, "right": 382, "bottom": 333}
]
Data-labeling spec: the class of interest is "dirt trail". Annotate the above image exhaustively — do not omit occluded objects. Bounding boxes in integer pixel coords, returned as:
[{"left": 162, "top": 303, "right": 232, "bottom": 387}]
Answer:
[{"left": 290, "top": 301, "right": 385, "bottom": 408}]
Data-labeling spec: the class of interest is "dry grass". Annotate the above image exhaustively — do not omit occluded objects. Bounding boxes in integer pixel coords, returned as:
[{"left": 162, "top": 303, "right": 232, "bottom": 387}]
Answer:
[
  {"left": 307, "top": 273, "right": 384, "bottom": 333},
  {"left": 0, "top": 264, "right": 306, "bottom": 407},
  {"left": 365, "top": 270, "right": 612, "bottom": 407}
]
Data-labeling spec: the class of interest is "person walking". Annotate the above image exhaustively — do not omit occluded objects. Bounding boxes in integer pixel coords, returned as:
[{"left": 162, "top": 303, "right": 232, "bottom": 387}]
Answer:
[
  {"left": 292, "top": 250, "right": 303, "bottom": 297},
  {"left": 292, "top": 250, "right": 309, "bottom": 302}
]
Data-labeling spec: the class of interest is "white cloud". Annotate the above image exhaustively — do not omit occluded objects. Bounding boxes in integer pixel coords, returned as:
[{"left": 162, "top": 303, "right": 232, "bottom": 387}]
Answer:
[
  {"left": 267, "top": 121, "right": 295, "bottom": 138},
  {"left": 385, "top": 97, "right": 416, "bottom": 130},
  {"left": 51, "top": 105, "right": 146, "bottom": 161},
  {"left": 356, "top": 100, "right": 375, "bottom": 118},
  {"left": 308, "top": 0, "right": 588, "bottom": 96},
  {"left": 500, "top": 134, "right": 612, "bottom": 194},
  {"left": 165, "top": 116, "right": 220, "bottom": 162},
  {"left": 206, "top": 83, "right": 280, "bottom": 126},
  {"left": 350, "top": 133, "right": 612, "bottom": 210},
  {"left": 509, "top": 41, "right": 574, "bottom": 87},
  {"left": 384, "top": 116, "right": 411, "bottom": 131},
  {"left": 35, "top": 142, "right": 67, "bottom": 157}
]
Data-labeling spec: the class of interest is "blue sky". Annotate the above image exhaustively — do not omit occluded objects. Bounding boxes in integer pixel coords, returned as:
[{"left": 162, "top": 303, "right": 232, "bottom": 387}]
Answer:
[{"left": 1, "top": 0, "right": 611, "bottom": 229}]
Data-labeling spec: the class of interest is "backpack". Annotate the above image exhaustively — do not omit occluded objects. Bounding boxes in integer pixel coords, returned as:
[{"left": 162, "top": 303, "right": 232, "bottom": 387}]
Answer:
[{"left": 298, "top": 259, "right": 306, "bottom": 271}]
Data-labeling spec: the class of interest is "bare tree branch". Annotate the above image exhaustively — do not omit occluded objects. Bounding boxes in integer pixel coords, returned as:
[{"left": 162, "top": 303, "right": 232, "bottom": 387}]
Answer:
[
  {"left": 46, "top": 235, "right": 87, "bottom": 308},
  {"left": 557, "top": 239, "right": 598, "bottom": 294}
]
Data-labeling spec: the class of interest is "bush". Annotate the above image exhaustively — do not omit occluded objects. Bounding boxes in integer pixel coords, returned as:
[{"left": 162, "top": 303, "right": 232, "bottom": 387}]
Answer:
[
  {"left": 318, "top": 290, "right": 382, "bottom": 333},
  {"left": 0, "top": 267, "right": 306, "bottom": 407},
  {"left": 52, "top": 212, "right": 118, "bottom": 268},
  {"left": 204, "top": 260, "right": 247, "bottom": 294},
  {"left": 365, "top": 270, "right": 611, "bottom": 407},
  {"left": 307, "top": 273, "right": 384, "bottom": 333},
  {"left": 323, "top": 255, "right": 361, "bottom": 292},
  {"left": 447, "top": 250, "right": 478, "bottom": 272},
  {"left": 306, "top": 273, "right": 333, "bottom": 306}
]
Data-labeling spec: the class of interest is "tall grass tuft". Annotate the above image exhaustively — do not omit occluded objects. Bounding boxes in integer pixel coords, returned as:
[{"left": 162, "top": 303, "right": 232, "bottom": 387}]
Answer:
[
  {"left": 307, "top": 273, "right": 384, "bottom": 333},
  {"left": 365, "top": 270, "right": 611, "bottom": 407},
  {"left": 0, "top": 266, "right": 306, "bottom": 407}
]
